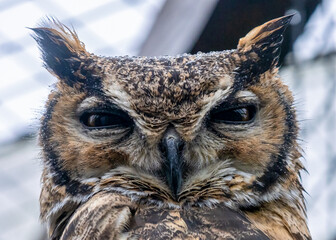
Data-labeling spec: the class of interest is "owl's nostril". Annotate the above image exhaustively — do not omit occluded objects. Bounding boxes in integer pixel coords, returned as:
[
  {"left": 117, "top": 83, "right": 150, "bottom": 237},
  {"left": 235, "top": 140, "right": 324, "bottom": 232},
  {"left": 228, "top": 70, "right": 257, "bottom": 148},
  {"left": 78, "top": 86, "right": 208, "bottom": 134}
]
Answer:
[{"left": 160, "top": 127, "right": 184, "bottom": 201}]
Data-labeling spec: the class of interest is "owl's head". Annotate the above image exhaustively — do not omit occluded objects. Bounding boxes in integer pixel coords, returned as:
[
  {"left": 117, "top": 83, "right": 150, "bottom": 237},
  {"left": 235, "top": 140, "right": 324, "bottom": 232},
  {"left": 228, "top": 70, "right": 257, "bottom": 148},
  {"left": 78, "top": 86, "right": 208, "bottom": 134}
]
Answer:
[{"left": 34, "top": 15, "right": 303, "bottom": 213}]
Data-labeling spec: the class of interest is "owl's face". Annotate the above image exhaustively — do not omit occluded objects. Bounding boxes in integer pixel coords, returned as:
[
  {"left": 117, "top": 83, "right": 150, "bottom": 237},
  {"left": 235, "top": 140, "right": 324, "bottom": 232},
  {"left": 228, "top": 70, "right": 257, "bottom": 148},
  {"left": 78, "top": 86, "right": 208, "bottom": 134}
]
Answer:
[{"left": 34, "top": 16, "right": 301, "bottom": 214}]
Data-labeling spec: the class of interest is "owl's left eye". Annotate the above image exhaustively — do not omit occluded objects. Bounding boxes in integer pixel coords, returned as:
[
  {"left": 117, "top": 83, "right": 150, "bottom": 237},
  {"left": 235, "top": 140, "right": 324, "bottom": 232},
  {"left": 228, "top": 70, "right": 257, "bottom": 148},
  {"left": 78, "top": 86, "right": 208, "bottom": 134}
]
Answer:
[
  {"left": 209, "top": 105, "right": 257, "bottom": 124},
  {"left": 80, "top": 110, "right": 133, "bottom": 129}
]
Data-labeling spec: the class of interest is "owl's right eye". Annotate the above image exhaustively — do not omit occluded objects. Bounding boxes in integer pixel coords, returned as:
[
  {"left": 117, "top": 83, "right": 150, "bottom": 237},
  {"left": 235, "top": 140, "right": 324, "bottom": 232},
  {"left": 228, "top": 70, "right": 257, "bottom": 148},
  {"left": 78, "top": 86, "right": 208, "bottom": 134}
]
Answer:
[{"left": 80, "top": 110, "right": 133, "bottom": 129}]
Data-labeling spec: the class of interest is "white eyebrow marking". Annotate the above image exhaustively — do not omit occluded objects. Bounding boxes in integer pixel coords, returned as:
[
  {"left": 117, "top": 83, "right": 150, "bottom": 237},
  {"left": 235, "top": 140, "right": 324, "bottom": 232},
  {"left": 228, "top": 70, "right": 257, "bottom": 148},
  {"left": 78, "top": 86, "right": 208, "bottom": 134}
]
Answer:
[
  {"left": 235, "top": 90, "right": 258, "bottom": 100},
  {"left": 77, "top": 97, "right": 101, "bottom": 113}
]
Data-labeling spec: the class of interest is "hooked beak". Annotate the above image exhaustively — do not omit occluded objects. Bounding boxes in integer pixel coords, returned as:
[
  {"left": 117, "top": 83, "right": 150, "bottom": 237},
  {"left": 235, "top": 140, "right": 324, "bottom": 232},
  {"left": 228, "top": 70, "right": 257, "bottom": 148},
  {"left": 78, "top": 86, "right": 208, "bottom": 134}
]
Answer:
[{"left": 160, "top": 128, "right": 184, "bottom": 200}]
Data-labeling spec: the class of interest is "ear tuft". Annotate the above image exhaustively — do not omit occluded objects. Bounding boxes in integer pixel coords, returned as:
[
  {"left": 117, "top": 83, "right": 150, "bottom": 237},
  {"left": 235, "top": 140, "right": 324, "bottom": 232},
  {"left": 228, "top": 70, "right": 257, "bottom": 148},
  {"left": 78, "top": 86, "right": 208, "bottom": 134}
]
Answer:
[
  {"left": 238, "top": 15, "right": 293, "bottom": 51},
  {"left": 30, "top": 18, "right": 90, "bottom": 83},
  {"left": 237, "top": 15, "right": 293, "bottom": 67}
]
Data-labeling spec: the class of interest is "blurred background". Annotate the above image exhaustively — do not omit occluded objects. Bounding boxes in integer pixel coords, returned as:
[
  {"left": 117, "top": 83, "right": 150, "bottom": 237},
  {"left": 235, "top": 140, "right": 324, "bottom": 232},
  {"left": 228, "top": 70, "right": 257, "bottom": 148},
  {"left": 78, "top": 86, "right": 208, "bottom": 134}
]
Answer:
[{"left": 0, "top": 0, "right": 335, "bottom": 239}]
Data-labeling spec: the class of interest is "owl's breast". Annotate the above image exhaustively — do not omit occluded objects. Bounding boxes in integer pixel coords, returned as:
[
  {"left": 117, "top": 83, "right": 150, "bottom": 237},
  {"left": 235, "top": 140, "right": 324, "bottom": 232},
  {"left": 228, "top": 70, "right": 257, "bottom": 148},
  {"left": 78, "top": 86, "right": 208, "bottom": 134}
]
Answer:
[
  {"left": 127, "top": 204, "right": 269, "bottom": 240},
  {"left": 60, "top": 192, "right": 269, "bottom": 240}
]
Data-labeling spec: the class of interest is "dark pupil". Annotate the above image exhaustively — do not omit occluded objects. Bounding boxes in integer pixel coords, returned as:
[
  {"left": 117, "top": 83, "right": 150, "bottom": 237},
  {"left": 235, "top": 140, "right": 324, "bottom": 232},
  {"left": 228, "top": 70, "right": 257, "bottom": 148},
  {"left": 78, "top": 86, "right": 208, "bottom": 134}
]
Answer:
[
  {"left": 87, "top": 114, "right": 120, "bottom": 127},
  {"left": 82, "top": 112, "right": 129, "bottom": 128},
  {"left": 211, "top": 105, "right": 256, "bottom": 123}
]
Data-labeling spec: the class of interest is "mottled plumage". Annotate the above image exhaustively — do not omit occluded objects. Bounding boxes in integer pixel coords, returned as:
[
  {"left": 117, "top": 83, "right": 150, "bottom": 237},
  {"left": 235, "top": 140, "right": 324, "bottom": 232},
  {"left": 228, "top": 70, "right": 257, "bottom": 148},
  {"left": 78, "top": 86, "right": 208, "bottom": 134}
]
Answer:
[{"left": 33, "top": 15, "right": 311, "bottom": 239}]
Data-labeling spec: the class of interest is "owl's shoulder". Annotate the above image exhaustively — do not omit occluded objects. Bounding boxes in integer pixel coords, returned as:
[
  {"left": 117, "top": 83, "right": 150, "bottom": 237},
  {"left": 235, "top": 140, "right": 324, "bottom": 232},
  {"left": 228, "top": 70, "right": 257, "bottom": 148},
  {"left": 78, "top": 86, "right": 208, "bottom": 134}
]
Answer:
[{"left": 245, "top": 200, "right": 311, "bottom": 240}]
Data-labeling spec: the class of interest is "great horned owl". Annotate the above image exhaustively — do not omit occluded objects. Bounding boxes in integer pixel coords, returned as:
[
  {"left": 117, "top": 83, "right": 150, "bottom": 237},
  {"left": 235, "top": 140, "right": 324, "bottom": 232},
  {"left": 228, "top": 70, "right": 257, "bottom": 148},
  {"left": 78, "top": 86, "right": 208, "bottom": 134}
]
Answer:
[{"left": 32, "top": 15, "right": 311, "bottom": 240}]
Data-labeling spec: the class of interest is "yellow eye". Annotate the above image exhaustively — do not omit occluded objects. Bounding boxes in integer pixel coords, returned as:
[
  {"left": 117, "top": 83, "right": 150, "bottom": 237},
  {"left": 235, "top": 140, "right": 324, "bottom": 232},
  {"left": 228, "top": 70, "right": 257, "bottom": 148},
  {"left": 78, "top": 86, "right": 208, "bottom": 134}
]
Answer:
[{"left": 210, "top": 105, "right": 257, "bottom": 124}]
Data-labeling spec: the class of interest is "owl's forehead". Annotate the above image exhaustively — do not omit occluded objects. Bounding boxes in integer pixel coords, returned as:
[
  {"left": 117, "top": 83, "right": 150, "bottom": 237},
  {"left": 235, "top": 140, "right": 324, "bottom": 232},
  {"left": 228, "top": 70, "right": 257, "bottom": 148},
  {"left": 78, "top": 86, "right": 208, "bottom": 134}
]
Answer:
[{"left": 100, "top": 51, "right": 237, "bottom": 118}]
